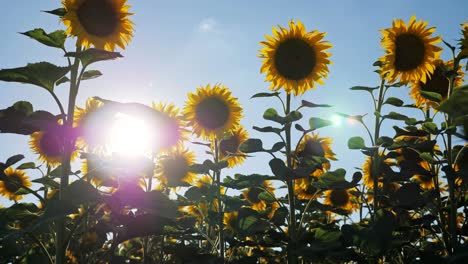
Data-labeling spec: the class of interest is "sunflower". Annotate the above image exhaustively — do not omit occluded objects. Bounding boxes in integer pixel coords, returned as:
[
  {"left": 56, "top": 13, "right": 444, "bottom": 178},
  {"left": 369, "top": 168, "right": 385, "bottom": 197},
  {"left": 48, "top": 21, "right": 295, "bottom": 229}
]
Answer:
[
  {"left": 0, "top": 167, "right": 32, "bottom": 201},
  {"left": 461, "top": 21, "right": 468, "bottom": 54},
  {"left": 412, "top": 161, "right": 435, "bottom": 190},
  {"left": 192, "top": 175, "right": 213, "bottom": 195},
  {"left": 155, "top": 146, "right": 196, "bottom": 187},
  {"left": 361, "top": 153, "right": 395, "bottom": 189},
  {"left": 409, "top": 60, "right": 465, "bottom": 109},
  {"left": 81, "top": 158, "right": 118, "bottom": 188},
  {"left": 152, "top": 102, "right": 188, "bottom": 151},
  {"left": 323, "top": 189, "right": 357, "bottom": 212},
  {"left": 218, "top": 125, "right": 249, "bottom": 167},
  {"left": 295, "top": 133, "right": 336, "bottom": 176},
  {"left": 74, "top": 97, "right": 112, "bottom": 153},
  {"left": 224, "top": 211, "right": 239, "bottom": 234},
  {"left": 259, "top": 19, "right": 332, "bottom": 96},
  {"left": 29, "top": 124, "right": 79, "bottom": 167},
  {"left": 242, "top": 180, "right": 275, "bottom": 211},
  {"left": 62, "top": 0, "right": 134, "bottom": 51},
  {"left": 183, "top": 84, "right": 243, "bottom": 139},
  {"left": 380, "top": 16, "right": 442, "bottom": 84},
  {"left": 294, "top": 177, "right": 319, "bottom": 200}
]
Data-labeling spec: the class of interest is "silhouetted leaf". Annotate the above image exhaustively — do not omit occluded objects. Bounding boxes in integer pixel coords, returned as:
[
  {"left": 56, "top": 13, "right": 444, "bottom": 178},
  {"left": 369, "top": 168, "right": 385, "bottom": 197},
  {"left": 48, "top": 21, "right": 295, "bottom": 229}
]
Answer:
[
  {"left": 185, "top": 187, "right": 203, "bottom": 201},
  {"left": 239, "top": 138, "right": 264, "bottom": 153},
  {"left": 43, "top": 8, "right": 67, "bottom": 17},
  {"left": 16, "top": 162, "right": 36, "bottom": 170},
  {"left": 270, "top": 142, "right": 285, "bottom": 152},
  {"left": 348, "top": 136, "right": 365, "bottom": 149},
  {"left": 20, "top": 28, "right": 66, "bottom": 49},
  {"left": 384, "top": 111, "right": 409, "bottom": 121},
  {"left": 437, "top": 85, "right": 468, "bottom": 117},
  {"left": 284, "top": 110, "right": 303, "bottom": 123},
  {"left": 252, "top": 126, "right": 283, "bottom": 134},
  {"left": 419, "top": 90, "right": 442, "bottom": 103},
  {"left": 258, "top": 191, "right": 276, "bottom": 203},
  {"left": 66, "top": 48, "right": 123, "bottom": 67},
  {"left": 263, "top": 108, "right": 284, "bottom": 124},
  {"left": 309, "top": 117, "right": 332, "bottom": 130},
  {"left": 350, "top": 86, "right": 378, "bottom": 93},
  {"left": 81, "top": 70, "right": 103, "bottom": 80},
  {"left": 301, "top": 100, "right": 332, "bottom": 108},
  {"left": 269, "top": 158, "right": 291, "bottom": 180},
  {"left": 251, "top": 92, "right": 280, "bottom": 98},
  {"left": 6, "top": 155, "right": 24, "bottom": 167},
  {"left": 384, "top": 97, "right": 404, "bottom": 107}
]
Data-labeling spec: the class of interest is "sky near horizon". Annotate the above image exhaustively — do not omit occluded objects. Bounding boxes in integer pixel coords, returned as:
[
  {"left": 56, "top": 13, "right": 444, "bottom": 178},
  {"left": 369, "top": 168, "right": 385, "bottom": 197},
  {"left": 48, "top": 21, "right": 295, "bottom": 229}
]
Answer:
[{"left": 0, "top": 1, "right": 467, "bottom": 205}]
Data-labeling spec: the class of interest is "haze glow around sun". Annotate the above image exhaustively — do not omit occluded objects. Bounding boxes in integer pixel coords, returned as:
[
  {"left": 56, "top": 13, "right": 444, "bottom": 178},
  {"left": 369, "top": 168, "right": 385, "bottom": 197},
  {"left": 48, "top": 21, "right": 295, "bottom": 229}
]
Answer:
[{"left": 110, "top": 113, "right": 154, "bottom": 156}]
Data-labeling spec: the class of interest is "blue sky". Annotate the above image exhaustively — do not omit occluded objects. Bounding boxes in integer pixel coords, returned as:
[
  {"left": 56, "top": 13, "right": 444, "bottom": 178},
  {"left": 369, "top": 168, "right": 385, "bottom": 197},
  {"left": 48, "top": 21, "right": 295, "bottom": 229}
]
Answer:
[{"left": 0, "top": 1, "right": 467, "bottom": 204}]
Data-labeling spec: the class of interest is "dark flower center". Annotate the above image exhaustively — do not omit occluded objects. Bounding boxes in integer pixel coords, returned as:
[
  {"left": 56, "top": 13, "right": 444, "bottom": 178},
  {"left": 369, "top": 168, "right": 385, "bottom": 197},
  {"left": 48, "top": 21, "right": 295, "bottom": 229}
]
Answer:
[
  {"left": 40, "top": 130, "right": 63, "bottom": 157},
  {"left": 419, "top": 65, "right": 449, "bottom": 97},
  {"left": 394, "top": 33, "right": 426, "bottom": 71},
  {"left": 77, "top": 0, "right": 119, "bottom": 37},
  {"left": 163, "top": 155, "right": 189, "bottom": 186},
  {"left": 329, "top": 189, "right": 350, "bottom": 207},
  {"left": 195, "top": 97, "right": 230, "bottom": 130},
  {"left": 246, "top": 187, "right": 263, "bottom": 204},
  {"left": 219, "top": 135, "right": 240, "bottom": 156},
  {"left": 274, "top": 38, "right": 316, "bottom": 81},
  {"left": 301, "top": 139, "right": 325, "bottom": 157},
  {"left": 4, "top": 174, "right": 23, "bottom": 193}
]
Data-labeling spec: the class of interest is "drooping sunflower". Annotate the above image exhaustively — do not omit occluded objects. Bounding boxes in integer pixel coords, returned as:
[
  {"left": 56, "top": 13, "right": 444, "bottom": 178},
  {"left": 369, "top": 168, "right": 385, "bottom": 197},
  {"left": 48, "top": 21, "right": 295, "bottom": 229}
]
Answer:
[
  {"left": 62, "top": 0, "right": 134, "bottom": 51},
  {"left": 294, "top": 177, "right": 319, "bottom": 200},
  {"left": 259, "top": 19, "right": 332, "bottom": 96},
  {"left": 218, "top": 125, "right": 249, "bottom": 168},
  {"left": 380, "top": 16, "right": 442, "bottom": 84},
  {"left": 361, "top": 153, "right": 395, "bottom": 189},
  {"left": 224, "top": 211, "right": 239, "bottom": 234},
  {"left": 74, "top": 97, "right": 112, "bottom": 153},
  {"left": 295, "top": 133, "right": 336, "bottom": 177},
  {"left": 242, "top": 180, "right": 275, "bottom": 211},
  {"left": 191, "top": 175, "right": 213, "bottom": 195},
  {"left": 409, "top": 60, "right": 465, "bottom": 109},
  {"left": 0, "top": 167, "right": 32, "bottom": 201},
  {"left": 183, "top": 84, "right": 243, "bottom": 139},
  {"left": 155, "top": 146, "right": 196, "bottom": 187},
  {"left": 460, "top": 22, "right": 468, "bottom": 54},
  {"left": 323, "top": 189, "right": 357, "bottom": 212},
  {"left": 29, "top": 123, "right": 79, "bottom": 167},
  {"left": 151, "top": 102, "right": 188, "bottom": 151}
]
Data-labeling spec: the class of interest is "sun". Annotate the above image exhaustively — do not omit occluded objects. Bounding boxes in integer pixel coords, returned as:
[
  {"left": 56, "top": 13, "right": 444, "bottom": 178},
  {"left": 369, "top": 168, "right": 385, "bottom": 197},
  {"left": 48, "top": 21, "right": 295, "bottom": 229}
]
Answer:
[{"left": 109, "top": 113, "right": 154, "bottom": 156}]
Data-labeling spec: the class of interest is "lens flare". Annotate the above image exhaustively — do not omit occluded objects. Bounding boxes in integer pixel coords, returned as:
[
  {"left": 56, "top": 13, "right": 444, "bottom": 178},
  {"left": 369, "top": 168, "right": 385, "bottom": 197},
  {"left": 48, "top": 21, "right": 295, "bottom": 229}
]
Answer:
[
  {"left": 110, "top": 113, "right": 154, "bottom": 156},
  {"left": 331, "top": 114, "right": 342, "bottom": 127}
]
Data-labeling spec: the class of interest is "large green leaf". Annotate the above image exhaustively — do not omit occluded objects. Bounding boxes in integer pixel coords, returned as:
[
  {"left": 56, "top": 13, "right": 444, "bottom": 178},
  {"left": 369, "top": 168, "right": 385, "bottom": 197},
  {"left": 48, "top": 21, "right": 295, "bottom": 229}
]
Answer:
[
  {"left": 239, "top": 138, "right": 265, "bottom": 153},
  {"left": 0, "top": 101, "right": 58, "bottom": 135},
  {"left": 309, "top": 117, "right": 332, "bottom": 130},
  {"left": 263, "top": 108, "right": 284, "bottom": 124},
  {"left": 20, "top": 28, "right": 66, "bottom": 49},
  {"left": 437, "top": 85, "right": 468, "bottom": 117},
  {"left": 43, "top": 8, "right": 67, "bottom": 17},
  {"left": 66, "top": 48, "right": 123, "bottom": 67},
  {"left": 0, "top": 62, "right": 70, "bottom": 91},
  {"left": 347, "top": 136, "right": 365, "bottom": 149}
]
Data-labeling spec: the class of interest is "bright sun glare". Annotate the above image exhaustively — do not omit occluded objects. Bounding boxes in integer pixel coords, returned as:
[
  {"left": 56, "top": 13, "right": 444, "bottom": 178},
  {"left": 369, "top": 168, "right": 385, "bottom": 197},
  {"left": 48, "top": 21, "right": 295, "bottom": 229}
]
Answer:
[
  {"left": 110, "top": 113, "right": 153, "bottom": 156},
  {"left": 331, "top": 114, "right": 342, "bottom": 127}
]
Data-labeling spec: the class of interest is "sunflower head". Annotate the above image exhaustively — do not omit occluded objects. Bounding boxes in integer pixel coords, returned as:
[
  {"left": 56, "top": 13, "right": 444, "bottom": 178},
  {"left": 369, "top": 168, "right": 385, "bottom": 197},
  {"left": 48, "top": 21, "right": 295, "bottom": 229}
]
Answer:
[
  {"left": 192, "top": 175, "right": 213, "bottom": 195},
  {"left": 323, "top": 189, "right": 357, "bottom": 212},
  {"left": 294, "top": 133, "right": 336, "bottom": 176},
  {"left": 155, "top": 146, "right": 196, "bottom": 187},
  {"left": 380, "top": 16, "right": 442, "bottom": 84},
  {"left": 259, "top": 19, "right": 332, "bottom": 96},
  {"left": 242, "top": 180, "right": 275, "bottom": 211},
  {"left": 218, "top": 125, "right": 249, "bottom": 168},
  {"left": 460, "top": 22, "right": 468, "bottom": 55},
  {"left": 183, "top": 84, "right": 243, "bottom": 139},
  {"left": 294, "top": 177, "right": 318, "bottom": 200},
  {"left": 81, "top": 158, "right": 118, "bottom": 188},
  {"left": 361, "top": 153, "right": 395, "bottom": 189},
  {"left": 224, "top": 211, "right": 239, "bottom": 234},
  {"left": 409, "top": 60, "right": 465, "bottom": 109},
  {"left": 0, "top": 167, "right": 32, "bottom": 201},
  {"left": 62, "top": 0, "right": 134, "bottom": 51},
  {"left": 151, "top": 102, "right": 188, "bottom": 151},
  {"left": 29, "top": 123, "right": 79, "bottom": 167}
]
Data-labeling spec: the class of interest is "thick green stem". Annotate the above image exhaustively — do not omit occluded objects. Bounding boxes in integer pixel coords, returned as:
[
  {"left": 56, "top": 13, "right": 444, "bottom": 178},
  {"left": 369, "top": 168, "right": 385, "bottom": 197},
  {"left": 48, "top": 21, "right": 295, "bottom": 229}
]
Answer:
[
  {"left": 214, "top": 139, "right": 224, "bottom": 261},
  {"left": 372, "top": 78, "right": 385, "bottom": 222},
  {"left": 285, "top": 93, "right": 297, "bottom": 264},
  {"left": 56, "top": 49, "right": 81, "bottom": 264}
]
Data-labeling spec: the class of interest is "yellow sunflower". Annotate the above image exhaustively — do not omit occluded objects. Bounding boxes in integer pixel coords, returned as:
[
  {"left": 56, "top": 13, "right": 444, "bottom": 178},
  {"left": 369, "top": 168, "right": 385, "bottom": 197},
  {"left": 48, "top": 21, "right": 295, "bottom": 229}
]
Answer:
[
  {"left": 259, "top": 19, "right": 332, "bottom": 96},
  {"left": 412, "top": 161, "right": 435, "bottom": 190},
  {"left": 242, "top": 180, "right": 275, "bottom": 211},
  {"left": 294, "top": 177, "right": 319, "bottom": 200},
  {"left": 81, "top": 158, "right": 118, "bottom": 188},
  {"left": 183, "top": 84, "right": 243, "bottom": 139},
  {"left": 62, "top": 0, "right": 134, "bottom": 51},
  {"left": 192, "top": 175, "right": 213, "bottom": 195},
  {"left": 380, "top": 16, "right": 442, "bottom": 84},
  {"left": 151, "top": 102, "right": 188, "bottom": 151},
  {"left": 74, "top": 97, "right": 112, "bottom": 153},
  {"left": 0, "top": 167, "right": 32, "bottom": 201},
  {"left": 409, "top": 60, "right": 465, "bottom": 109},
  {"left": 361, "top": 153, "right": 395, "bottom": 189},
  {"left": 323, "top": 189, "right": 357, "bottom": 212},
  {"left": 155, "top": 146, "right": 196, "bottom": 187},
  {"left": 461, "top": 21, "right": 468, "bottom": 54},
  {"left": 218, "top": 125, "right": 249, "bottom": 168},
  {"left": 224, "top": 211, "right": 239, "bottom": 234},
  {"left": 295, "top": 133, "right": 336, "bottom": 176},
  {"left": 29, "top": 124, "right": 79, "bottom": 167}
]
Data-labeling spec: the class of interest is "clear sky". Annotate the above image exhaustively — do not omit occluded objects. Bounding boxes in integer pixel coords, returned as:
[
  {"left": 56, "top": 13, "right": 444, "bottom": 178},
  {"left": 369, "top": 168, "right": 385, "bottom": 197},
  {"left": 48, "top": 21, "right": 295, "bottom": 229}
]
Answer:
[{"left": 0, "top": 1, "right": 467, "bottom": 205}]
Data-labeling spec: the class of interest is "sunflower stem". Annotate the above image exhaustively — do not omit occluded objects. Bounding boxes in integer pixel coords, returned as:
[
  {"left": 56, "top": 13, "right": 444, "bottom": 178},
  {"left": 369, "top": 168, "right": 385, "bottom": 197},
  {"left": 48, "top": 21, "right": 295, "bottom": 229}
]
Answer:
[
  {"left": 56, "top": 47, "right": 81, "bottom": 264},
  {"left": 214, "top": 138, "right": 225, "bottom": 261},
  {"left": 285, "top": 93, "right": 297, "bottom": 264},
  {"left": 372, "top": 78, "right": 385, "bottom": 222}
]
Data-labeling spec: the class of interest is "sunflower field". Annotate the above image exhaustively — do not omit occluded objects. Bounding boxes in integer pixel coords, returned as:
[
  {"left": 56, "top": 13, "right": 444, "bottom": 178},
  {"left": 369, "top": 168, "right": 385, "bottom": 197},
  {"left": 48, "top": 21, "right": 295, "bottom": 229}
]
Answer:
[{"left": 1, "top": 1, "right": 468, "bottom": 264}]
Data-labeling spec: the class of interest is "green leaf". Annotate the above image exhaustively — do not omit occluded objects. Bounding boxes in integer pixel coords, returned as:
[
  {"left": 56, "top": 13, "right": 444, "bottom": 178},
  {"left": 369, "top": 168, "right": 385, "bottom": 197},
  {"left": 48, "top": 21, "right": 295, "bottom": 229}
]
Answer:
[
  {"left": 422, "top": 122, "right": 438, "bottom": 134},
  {"left": 237, "top": 208, "right": 260, "bottom": 236},
  {"left": 350, "top": 86, "right": 378, "bottom": 93},
  {"left": 20, "top": 29, "right": 66, "bottom": 49},
  {"left": 419, "top": 152, "right": 435, "bottom": 164},
  {"left": 81, "top": 70, "right": 103, "bottom": 80},
  {"left": 43, "top": 8, "right": 67, "bottom": 17},
  {"left": 348, "top": 136, "right": 365, "bottom": 149},
  {"left": 63, "top": 180, "right": 100, "bottom": 206},
  {"left": 56, "top": 76, "right": 70, "bottom": 86},
  {"left": 239, "top": 138, "right": 264, "bottom": 153},
  {"left": 376, "top": 136, "right": 393, "bottom": 147},
  {"left": 270, "top": 142, "right": 285, "bottom": 152},
  {"left": 383, "top": 111, "right": 409, "bottom": 121},
  {"left": 284, "top": 110, "right": 303, "bottom": 123},
  {"left": 258, "top": 191, "right": 276, "bottom": 203},
  {"left": 314, "top": 169, "right": 352, "bottom": 190},
  {"left": 301, "top": 100, "right": 332, "bottom": 108},
  {"left": 251, "top": 92, "right": 280, "bottom": 98},
  {"left": 419, "top": 90, "right": 442, "bottom": 103},
  {"left": 65, "top": 48, "right": 123, "bottom": 67},
  {"left": 16, "top": 162, "right": 36, "bottom": 170},
  {"left": 6, "top": 154, "right": 24, "bottom": 167},
  {"left": 269, "top": 158, "right": 291, "bottom": 180},
  {"left": 270, "top": 207, "right": 288, "bottom": 225},
  {"left": 437, "top": 85, "right": 468, "bottom": 117},
  {"left": 0, "top": 62, "right": 70, "bottom": 92},
  {"left": 263, "top": 108, "right": 284, "bottom": 124},
  {"left": 252, "top": 126, "right": 283, "bottom": 134},
  {"left": 309, "top": 117, "right": 332, "bottom": 130},
  {"left": 383, "top": 97, "right": 404, "bottom": 107},
  {"left": 314, "top": 227, "right": 342, "bottom": 243},
  {"left": 32, "top": 177, "right": 60, "bottom": 189},
  {"left": 184, "top": 186, "right": 203, "bottom": 201}
]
